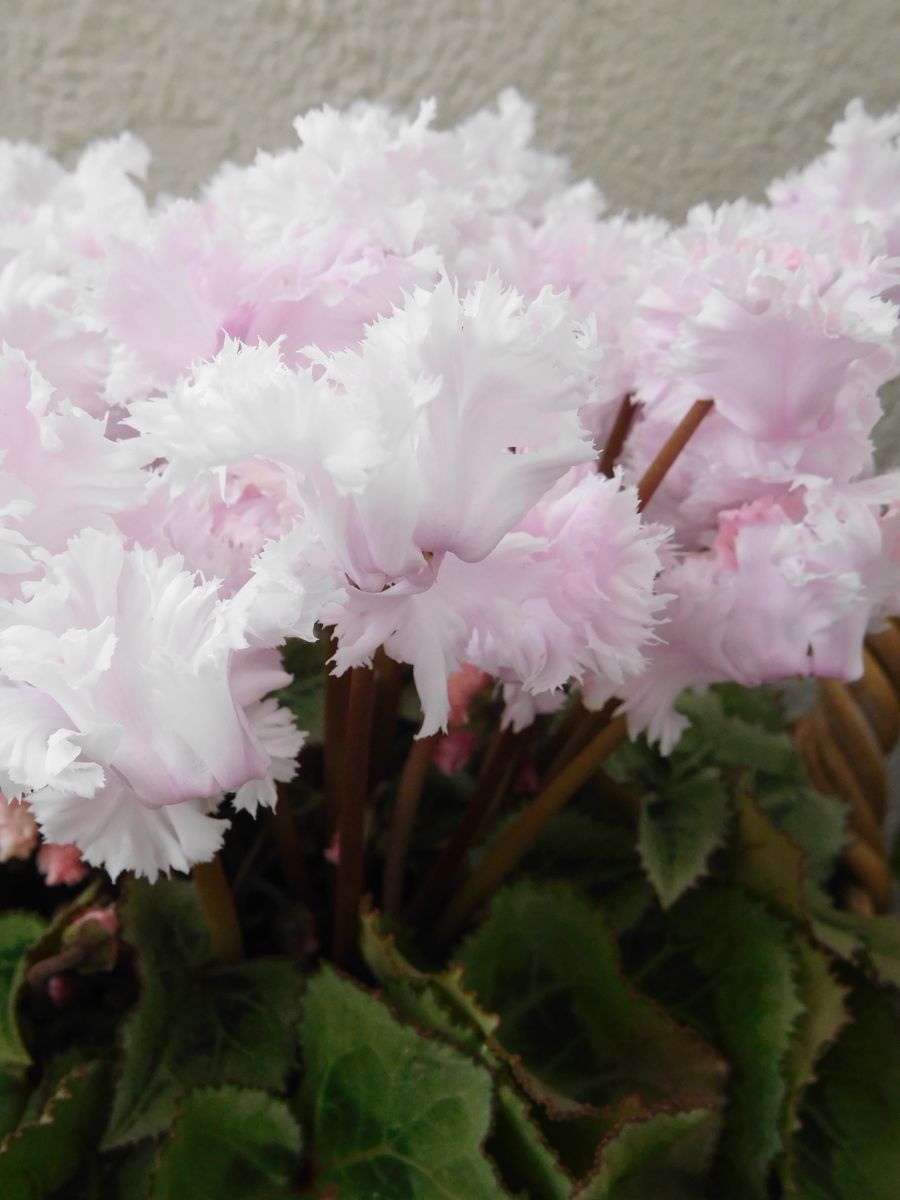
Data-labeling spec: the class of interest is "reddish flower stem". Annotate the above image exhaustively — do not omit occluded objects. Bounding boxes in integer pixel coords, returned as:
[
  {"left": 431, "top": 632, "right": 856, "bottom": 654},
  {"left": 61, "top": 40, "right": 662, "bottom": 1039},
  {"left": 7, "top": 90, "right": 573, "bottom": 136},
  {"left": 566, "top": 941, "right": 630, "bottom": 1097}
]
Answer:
[
  {"left": 435, "top": 716, "right": 628, "bottom": 945},
  {"left": 193, "top": 856, "right": 244, "bottom": 963},
  {"left": 636, "top": 398, "right": 714, "bottom": 511},
  {"left": 323, "top": 634, "right": 352, "bottom": 837},
  {"left": 597, "top": 394, "right": 637, "bottom": 477},
  {"left": 269, "top": 782, "right": 310, "bottom": 901},
  {"left": 369, "top": 650, "right": 406, "bottom": 788},
  {"left": 332, "top": 666, "right": 376, "bottom": 967},
  {"left": 382, "top": 733, "right": 438, "bottom": 917},
  {"left": 536, "top": 401, "right": 715, "bottom": 788},
  {"left": 543, "top": 700, "right": 617, "bottom": 784},
  {"left": 407, "top": 726, "right": 523, "bottom": 926}
]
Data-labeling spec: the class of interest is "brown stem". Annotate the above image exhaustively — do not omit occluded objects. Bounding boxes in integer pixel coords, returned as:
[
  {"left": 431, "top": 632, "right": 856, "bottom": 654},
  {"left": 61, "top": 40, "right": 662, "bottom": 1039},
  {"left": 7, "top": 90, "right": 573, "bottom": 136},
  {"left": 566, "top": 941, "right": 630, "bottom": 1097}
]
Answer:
[
  {"left": 324, "top": 635, "right": 352, "bottom": 836},
  {"left": 269, "top": 783, "right": 310, "bottom": 901},
  {"left": 193, "top": 857, "right": 244, "bottom": 963},
  {"left": 538, "top": 700, "right": 583, "bottom": 776},
  {"left": 537, "top": 401, "right": 708, "bottom": 802},
  {"left": 434, "top": 716, "right": 628, "bottom": 944},
  {"left": 369, "top": 650, "right": 406, "bottom": 788},
  {"left": 597, "top": 394, "right": 637, "bottom": 477},
  {"left": 332, "top": 666, "right": 376, "bottom": 967},
  {"left": 543, "top": 700, "right": 617, "bottom": 784},
  {"left": 383, "top": 734, "right": 437, "bottom": 917},
  {"left": 407, "top": 727, "right": 523, "bottom": 925},
  {"left": 636, "top": 398, "right": 714, "bottom": 511},
  {"left": 472, "top": 728, "right": 535, "bottom": 846},
  {"left": 231, "top": 822, "right": 270, "bottom": 894}
]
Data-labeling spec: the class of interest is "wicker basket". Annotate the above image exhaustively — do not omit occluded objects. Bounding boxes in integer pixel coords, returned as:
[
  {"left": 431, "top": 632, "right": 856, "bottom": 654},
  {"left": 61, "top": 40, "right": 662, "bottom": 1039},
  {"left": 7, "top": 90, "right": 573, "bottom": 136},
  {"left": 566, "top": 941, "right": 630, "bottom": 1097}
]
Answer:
[{"left": 795, "top": 623, "right": 900, "bottom": 914}]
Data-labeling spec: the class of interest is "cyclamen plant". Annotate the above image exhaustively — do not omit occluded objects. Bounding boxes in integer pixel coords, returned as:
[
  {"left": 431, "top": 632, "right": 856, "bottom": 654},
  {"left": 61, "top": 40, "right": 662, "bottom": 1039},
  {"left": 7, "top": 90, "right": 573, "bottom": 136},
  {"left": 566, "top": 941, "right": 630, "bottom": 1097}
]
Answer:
[{"left": 0, "top": 93, "right": 899, "bottom": 1199}]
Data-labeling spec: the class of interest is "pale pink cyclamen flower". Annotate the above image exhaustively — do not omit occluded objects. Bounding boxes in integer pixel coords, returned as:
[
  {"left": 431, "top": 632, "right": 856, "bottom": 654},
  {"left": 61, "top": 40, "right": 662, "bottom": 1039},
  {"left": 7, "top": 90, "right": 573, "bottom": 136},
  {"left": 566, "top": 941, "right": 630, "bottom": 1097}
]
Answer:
[
  {"left": 126, "top": 336, "right": 382, "bottom": 505},
  {"left": 0, "top": 348, "right": 146, "bottom": 600},
  {"left": 596, "top": 479, "right": 900, "bottom": 751},
  {"left": 0, "top": 528, "right": 303, "bottom": 879},
  {"left": 2, "top": 90, "right": 900, "bottom": 844},
  {"left": 0, "top": 133, "right": 149, "bottom": 270},
  {"left": 129, "top": 273, "right": 654, "bottom": 735},
  {"left": 0, "top": 257, "right": 110, "bottom": 417},
  {"left": 99, "top": 201, "right": 259, "bottom": 404},
  {"left": 0, "top": 135, "right": 150, "bottom": 418},
  {"left": 130, "top": 275, "right": 597, "bottom": 579},
  {"left": 316, "top": 274, "right": 598, "bottom": 572},
  {"left": 624, "top": 200, "right": 900, "bottom": 544},
  {"left": 329, "top": 470, "right": 668, "bottom": 736},
  {"left": 101, "top": 202, "right": 437, "bottom": 403},
  {"left": 467, "top": 206, "right": 668, "bottom": 447},
  {"left": 768, "top": 99, "right": 900, "bottom": 269},
  {"left": 118, "top": 461, "right": 298, "bottom": 597},
  {"left": 204, "top": 90, "right": 568, "bottom": 267},
  {"left": 314, "top": 276, "right": 665, "bottom": 732},
  {"left": 103, "top": 89, "right": 575, "bottom": 404}
]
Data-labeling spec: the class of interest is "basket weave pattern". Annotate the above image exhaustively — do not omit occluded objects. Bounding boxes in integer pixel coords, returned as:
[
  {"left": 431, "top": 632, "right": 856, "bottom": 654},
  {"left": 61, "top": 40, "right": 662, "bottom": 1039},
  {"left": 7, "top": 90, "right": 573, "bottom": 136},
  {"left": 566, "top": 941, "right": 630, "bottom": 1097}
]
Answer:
[{"left": 795, "top": 624, "right": 900, "bottom": 914}]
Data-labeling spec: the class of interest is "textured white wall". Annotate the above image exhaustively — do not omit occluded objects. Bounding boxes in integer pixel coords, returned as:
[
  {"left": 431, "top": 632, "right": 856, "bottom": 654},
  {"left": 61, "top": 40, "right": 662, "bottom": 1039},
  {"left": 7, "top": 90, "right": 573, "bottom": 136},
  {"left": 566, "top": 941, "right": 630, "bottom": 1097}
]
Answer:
[{"left": 3, "top": 0, "right": 898, "bottom": 219}]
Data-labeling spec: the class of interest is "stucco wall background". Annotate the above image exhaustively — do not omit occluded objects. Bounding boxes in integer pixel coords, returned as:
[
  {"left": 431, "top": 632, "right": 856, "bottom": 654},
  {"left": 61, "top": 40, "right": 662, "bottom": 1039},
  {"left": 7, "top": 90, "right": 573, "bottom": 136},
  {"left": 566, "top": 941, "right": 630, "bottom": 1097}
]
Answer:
[
  {"left": 5, "top": 0, "right": 899, "bottom": 218},
  {"left": 3, "top": 0, "right": 900, "bottom": 446}
]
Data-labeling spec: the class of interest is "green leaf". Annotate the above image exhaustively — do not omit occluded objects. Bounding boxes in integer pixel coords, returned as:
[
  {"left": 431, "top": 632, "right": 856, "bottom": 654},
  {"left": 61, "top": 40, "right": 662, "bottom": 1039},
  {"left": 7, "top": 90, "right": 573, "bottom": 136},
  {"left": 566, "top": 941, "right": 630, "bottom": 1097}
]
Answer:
[
  {"left": 638, "top": 769, "right": 731, "bottom": 907},
  {"left": 104, "top": 879, "right": 298, "bottom": 1148},
  {"left": 106, "top": 1142, "right": 157, "bottom": 1200},
  {"left": 492, "top": 1084, "right": 573, "bottom": 1200},
  {"left": 807, "top": 888, "right": 900, "bottom": 989},
  {"left": 0, "top": 912, "right": 46, "bottom": 1068},
  {"left": 0, "top": 1061, "right": 107, "bottom": 1199},
  {"left": 678, "top": 691, "right": 797, "bottom": 777},
  {"left": 732, "top": 792, "right": 808, "bottom": 921},
  {"left": 711, "top": 683, "right": 786, "bottom": 731},
  {"left": 795, "top": 985, "right": 900, "bottom": 1200},
  {"left": 360, "top": 907, "right": 501, "bottom": 1057},
  {"left": 684, "top": 691, "right": 847, "bottom": 885},
  {"left": 516, "top": 811, "right": 636, "bottom": 889},
  {"left": 844, "top": 913, "right": 900, "bottom": 989},
  {"left": 152, "top": 1085, "right": 302, "bottom": 1200},
  {"left": 514, "top": 811, "right": 653, "bottom": 934},
  {"left": 574, "top": 1108, "right": 718, "bottom": 1200},
  {"left": 674, "top": 885, "right": 804, "bottom": 1199},
  {"left": 360, "top": 908, "right": 575, "bottom": 1196},
  {"left": 779, "top": 939, "right": 849, "bottom": 1195},
  {"left": 0, "top": 1072, "right": 28, "bottom": 1139},
  {"left": 298, "top": 965, "right": 509, "bottom": 1199},
  {"left": 457, "top": 883, "right": 725, "bottom": 1114},
  {"left": 362, "top": 906, "right": 579, "bottom": 1122},
  {"left": 756, "top": 786, "right": 847, "bottom": 885},
  {"left": 278, "top": 636, "right": 330, "bottom": 741}
]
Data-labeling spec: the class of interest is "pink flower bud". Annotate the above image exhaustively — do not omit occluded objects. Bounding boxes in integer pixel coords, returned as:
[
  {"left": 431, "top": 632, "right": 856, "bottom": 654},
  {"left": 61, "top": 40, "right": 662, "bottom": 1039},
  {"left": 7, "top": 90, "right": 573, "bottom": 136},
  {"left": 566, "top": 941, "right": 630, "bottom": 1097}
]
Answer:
[
  {"left": 0, "top": 798, "right": 38, "bottom": 862},
  {"left": 36, "top": 843, "right": 88, "bottom": 887}
]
